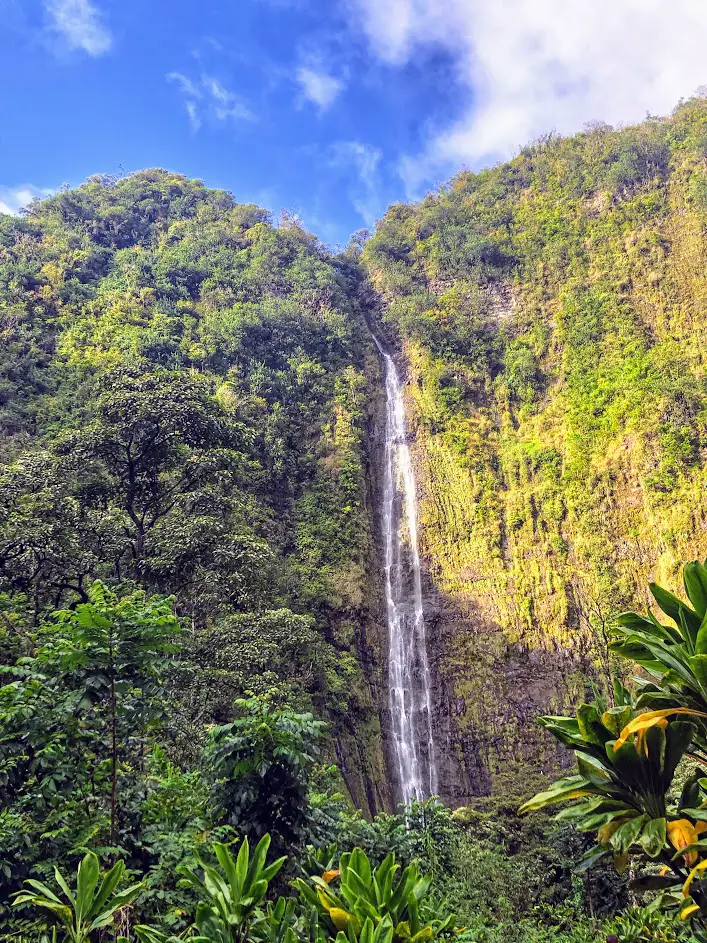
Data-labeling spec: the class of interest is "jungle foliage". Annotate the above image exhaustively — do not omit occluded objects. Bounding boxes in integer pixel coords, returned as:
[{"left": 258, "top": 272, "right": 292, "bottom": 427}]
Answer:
[
  {"left": 0, "top": 170, "right": 391, "bottom": 936},
  {"left": 523, "top": 559, "right": 707, "bottom": 941},
  {"left": 0, "top": 169, "right": 387, "bottom": 809},
  {"left": 4, "top": 104, "right": 707, "bottom": 943}
]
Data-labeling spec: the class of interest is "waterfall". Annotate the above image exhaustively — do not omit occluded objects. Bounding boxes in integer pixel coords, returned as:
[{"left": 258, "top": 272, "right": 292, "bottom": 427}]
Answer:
[{"left": 374, "top": 336, "right": 437, "bottom": 805}]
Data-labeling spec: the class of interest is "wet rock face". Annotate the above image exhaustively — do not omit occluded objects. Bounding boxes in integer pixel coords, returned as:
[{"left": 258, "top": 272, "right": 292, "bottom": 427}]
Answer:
[
  {"left": 365, "top": 348, "right": 585, "bottom": 809},
  {"left": 424, "top": 591, "right": 586, "bottom": 805},
  {"left": 365, "top": 356, "right": 602, "bottom": 807},
  {"left": 362, "top": 340, "right": 599, "bottom": 810}
]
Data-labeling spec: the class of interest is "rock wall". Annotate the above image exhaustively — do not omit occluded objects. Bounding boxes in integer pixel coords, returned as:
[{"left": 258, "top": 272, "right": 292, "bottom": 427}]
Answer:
[{"left": 361, "top": 100, "right": 707, "bottom": 804}]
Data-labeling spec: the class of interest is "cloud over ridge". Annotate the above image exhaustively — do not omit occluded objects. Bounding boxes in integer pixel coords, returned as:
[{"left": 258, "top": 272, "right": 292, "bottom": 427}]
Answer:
[
  {"left": 0, "top": 184, "right": 55, "bottom": 216},
  {"left": 348, "top": 0, "right": 707, "bottom": 187}
]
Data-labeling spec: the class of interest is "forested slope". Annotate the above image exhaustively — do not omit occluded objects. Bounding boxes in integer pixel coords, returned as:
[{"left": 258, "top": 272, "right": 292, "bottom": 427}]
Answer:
[
  {"left": 0, "top": 170, "right": 388, "bottom": 818},
  {"left": 363, "top": 95, "right": 707, "bottom": 800},
  {"left": 4, "top": 95, "right": 707, "bottom": 855}
]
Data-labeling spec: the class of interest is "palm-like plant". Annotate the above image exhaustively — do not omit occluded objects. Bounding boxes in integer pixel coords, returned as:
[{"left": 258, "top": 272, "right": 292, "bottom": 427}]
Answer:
[
  {"left": 521, "top": 562, "right": 707, "bottom": 940},
  {"left": 295, "top": 847, "right": 455, "bottom": 943},
  {"left": 257, "top": 896, "right": 301, "bottom": 943},
  {"left": 519, "top": 682, "right": 702, "bottom": 873},
  {"left": 12, "top": 852, "right": 143, "bottom": 943},
  {"left": 174, "top": 835, "right": 286, "bottom": 943},
  {"left": 611, "top": 559, "right": 707, "bottom": 761}
]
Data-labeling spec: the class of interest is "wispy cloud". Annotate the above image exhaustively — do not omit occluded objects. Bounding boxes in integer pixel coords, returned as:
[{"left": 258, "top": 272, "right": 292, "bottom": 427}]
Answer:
[
  {"left": 167, "top": 72, "right": 254, "bottom": 131},
  {"left": 0, "top": 184, "right": 55, "bottom": 216},
  {"left": 296, "top": 65, "right": 345, "bottom": 110},
  {"left": 329, "top": 141, "right": 382, "bottom": 227},
  {"left": 45, "top": 0, "right": 112, "bottom": 56},
  {"left": 348, "top": 0, "right": 707, "bottom": 190}
]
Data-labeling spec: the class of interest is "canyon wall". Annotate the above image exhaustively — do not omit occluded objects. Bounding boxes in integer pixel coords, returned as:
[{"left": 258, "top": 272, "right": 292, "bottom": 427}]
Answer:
[{"left": 363, "top": 96, "right": 707, "bottom": 802}]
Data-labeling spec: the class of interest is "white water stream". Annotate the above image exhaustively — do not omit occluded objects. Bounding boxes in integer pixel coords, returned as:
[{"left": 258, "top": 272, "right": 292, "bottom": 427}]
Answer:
[{"left": 374, "top": 336, "right": 437, "bottom": 805}]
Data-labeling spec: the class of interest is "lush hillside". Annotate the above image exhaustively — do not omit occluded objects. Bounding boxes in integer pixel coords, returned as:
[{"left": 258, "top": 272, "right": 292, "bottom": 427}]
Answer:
[
  {"left": 363, "top": 95, "right": 707, "bottom": 799},
  {"left": 7, "top": 99, "right": 707, "bottom": 943},
  {"left": 0, "top": 170, "right": 393, "bottom": 826}
]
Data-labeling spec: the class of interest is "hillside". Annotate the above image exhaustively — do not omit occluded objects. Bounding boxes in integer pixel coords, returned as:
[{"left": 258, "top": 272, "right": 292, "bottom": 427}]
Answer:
[
  {"left": 363, "top": 95, "right": 707, "bottom": 800},
  {"left": 0, "top": 171, "right": 389, "bottom": 814}
]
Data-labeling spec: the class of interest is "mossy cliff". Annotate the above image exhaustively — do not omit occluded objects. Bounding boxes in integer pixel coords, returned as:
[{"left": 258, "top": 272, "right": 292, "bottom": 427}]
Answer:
[{"left": 362, "top": 95, "right": 707, "bottom": 802}]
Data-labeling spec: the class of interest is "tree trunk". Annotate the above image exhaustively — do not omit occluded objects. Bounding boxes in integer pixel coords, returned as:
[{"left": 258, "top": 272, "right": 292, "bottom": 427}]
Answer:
[{"left": 110, "top": 665, "right": 118, "bottom": 846}]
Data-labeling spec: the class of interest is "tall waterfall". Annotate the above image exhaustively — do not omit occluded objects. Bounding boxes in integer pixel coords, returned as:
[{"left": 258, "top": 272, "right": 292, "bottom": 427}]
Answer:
[{"left": 374, "top": 336, "right": 437, "bottom": 805}]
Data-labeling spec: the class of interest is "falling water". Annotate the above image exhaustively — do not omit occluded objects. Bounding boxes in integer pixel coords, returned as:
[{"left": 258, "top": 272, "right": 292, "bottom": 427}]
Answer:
[{"left": 374, "top": 335, "right": 437, "bottom": 805}]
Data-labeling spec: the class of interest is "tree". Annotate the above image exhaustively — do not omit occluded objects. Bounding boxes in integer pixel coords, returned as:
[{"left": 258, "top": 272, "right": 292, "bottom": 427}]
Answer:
[
  {"left": 57, "top": 369, "right": 254, "bottom": 583},
  {"left": 0, "top": 580, "right": 182, "bottom": 896},
  {"left": 0, "top": 369, "right": 271, "bottom": 621},
  {"left": 206, "top": 697, "right": 325, "bottom": 857},
  {"left": 175, "top": 609, "right": 320, "bottom": 728}
]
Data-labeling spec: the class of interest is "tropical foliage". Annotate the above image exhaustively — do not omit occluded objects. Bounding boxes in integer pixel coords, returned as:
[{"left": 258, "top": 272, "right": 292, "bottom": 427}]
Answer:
[
  {"left": 13, "top": 852, "right": 143, "bottom": 943},
  {"left": 522, "top": 561, "right": 707, "bottom": 940},
  {"left": 296, "top": 847, "right": 455, "bottom": 943},
  {"left": 6, "top": 101, "right": 707, "bottom": 943}
]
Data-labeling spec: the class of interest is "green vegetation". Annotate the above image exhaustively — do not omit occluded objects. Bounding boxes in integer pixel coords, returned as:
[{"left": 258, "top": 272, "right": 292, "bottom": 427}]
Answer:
[
  {"left": 0, "top": 169, "right": 389, "bottom": 937},
  {"left": 362, "top": 92, "right": 707, "bottom": 788},
  {"left": 13, "top": 852, "right": 143, "bottom": 943},
  {"left": 0, "top": 170, "right": 387, "bottom": 818},
  {"left": 5, "top": 99, "right": 707, "bottom": 943},
  {"left": 523, "top": 560, "right": 707, "bottom": 941}
]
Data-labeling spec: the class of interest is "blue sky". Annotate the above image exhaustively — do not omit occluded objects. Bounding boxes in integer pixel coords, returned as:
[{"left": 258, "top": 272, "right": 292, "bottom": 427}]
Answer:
[{"left": 2, "top": 0, "right": 707, "bottom": 247}]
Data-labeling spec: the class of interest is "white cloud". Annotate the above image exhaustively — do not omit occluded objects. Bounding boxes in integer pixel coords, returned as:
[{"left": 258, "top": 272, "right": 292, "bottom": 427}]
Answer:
[
  {"left": 0, "top": 184, "right": 55, "bottom": 216},
  {"left": 297, "top": 66, "right": 345, "bottom": 110},
  {"left": 167, "top": 72, "right": 254, "bottom": 131},
  {"left": 329, "top": 141, "right": 383, "bottom": 226},
  {"left": 45, "top": 0, "right": 112, "bottom": 56},
  {"left": 347, "top": 0, "right": 707, "bottom": 188}
]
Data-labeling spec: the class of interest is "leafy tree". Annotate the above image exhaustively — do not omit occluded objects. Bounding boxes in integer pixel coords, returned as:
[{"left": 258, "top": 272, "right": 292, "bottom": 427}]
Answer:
[
  {"left": 0, "top": 581, "right": 182, "bottom": 900},
  {"left": 206, "top": 697, "right": 325, "bottom": 856},
  {"left": 174, "top": 609, "right": 320, "bottom": 728},
  {"left": 57, "top": 369, "right": 262, "bottom": 594}
]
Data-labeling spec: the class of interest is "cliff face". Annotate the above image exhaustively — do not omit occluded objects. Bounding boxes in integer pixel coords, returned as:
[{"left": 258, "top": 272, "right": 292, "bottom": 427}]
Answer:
[
  {"left": 362, "top": 96, "right": 707, "bottom": 802},
  {"left": 5, "top": 103, "right": 707, "bottom": 812}
]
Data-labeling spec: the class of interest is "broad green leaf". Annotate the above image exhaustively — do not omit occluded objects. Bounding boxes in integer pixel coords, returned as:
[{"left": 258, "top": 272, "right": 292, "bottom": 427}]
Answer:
[
  {"left": 519, "top": 775, "right": 592, "bottom": 813},
  {"left": 685, "top": 562, "right": 707, "bottom": 620},
  {"left": 76, "top": 851, "right": 100, "bottom": 920},
  {"left": 247, "top": 833, "right": 271, "bottom": 888},
  {"left": 639, "top": 817, "right": 667, "bottom": 857},
  {"left": 214, "top": 842, "right": 240, "bottom": 898},
  {"left": 611, "top": 814, "right": 648, "bottom": 853},
  {"left": 54, "top": 866, "right": 75, "bottom": 909},
  {"left": 91, "top": 860, "right": 126, "bottom": 916},
  {"left": 651, "top": 583, "right": 700, "bottom": 636}
]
